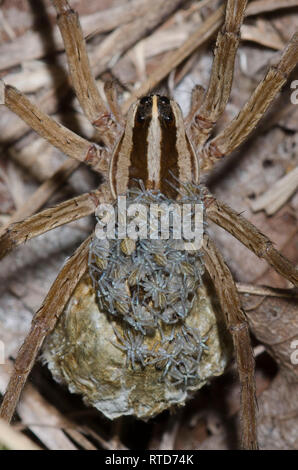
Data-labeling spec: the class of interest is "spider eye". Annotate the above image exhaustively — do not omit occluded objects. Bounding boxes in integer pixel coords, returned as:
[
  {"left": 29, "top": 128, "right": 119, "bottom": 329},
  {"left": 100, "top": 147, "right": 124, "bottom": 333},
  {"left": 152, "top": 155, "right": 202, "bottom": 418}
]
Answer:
[
  {"left": 159, "top": 96, "right": 170, "bottom": 104},
  {"left": 136, "top": 114, "right": 146, "bottom": 123},
  {"left": 140, "top": 96, "right": 151, "bottom": 106},
  {"left": 163, "top": 113, "right": 173, "bottom": 122},
  {"left": 137, "top": 96, "right": 152, "bottom": 123},
  {"left": 160, "top": 110, "right": 174, "bottom": 124},
  {"left": 157, "top": 96, "right": 173, "bottom": 123}
]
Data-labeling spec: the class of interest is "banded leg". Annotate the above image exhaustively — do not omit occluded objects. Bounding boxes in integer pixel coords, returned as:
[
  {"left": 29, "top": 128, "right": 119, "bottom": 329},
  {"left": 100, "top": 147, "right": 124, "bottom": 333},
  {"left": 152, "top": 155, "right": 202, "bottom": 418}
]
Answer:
[
  {"left": 203, "top": 188, "right": 298, "bottom": 287},
  {"left": 200, "top": 32, "right": 298, "bottom": 172},
  {"left": 52, "top": 0, "right": 121, "bottom": 149},
  {"left": 0, "top": 235, "right": 91, "bottom": 423},
  {"left": 0, "top": 80, "right": 110, "bottom": 174},
  {"left": 203, "top": 234, "right": 257, "bottom": 450},
  {"left": 0, "top": 183, "right": 111, "bottom": 260},
  {"left": 189, "top": 0, "right": 247, "bottom": 148}
]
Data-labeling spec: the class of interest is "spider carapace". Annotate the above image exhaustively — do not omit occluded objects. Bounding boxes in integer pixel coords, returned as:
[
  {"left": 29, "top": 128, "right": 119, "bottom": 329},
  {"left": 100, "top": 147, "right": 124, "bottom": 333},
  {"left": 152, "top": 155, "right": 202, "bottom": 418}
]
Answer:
[{"left": 109, "top": 94, "right": 198, "bottom": 200}]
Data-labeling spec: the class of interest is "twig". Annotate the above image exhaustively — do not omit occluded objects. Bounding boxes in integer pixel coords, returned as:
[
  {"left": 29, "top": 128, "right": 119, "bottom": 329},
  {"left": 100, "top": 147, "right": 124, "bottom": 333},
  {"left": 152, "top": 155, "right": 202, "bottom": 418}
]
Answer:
[
  {"left": 0, "top": 418, "right": 41, "bottom": 450},
  {"left": 249, "top": 168, "right": 298, "bottom": 215},
  {"left": 122, "top": 0, "right": 298, "bottom": 111},
  {"left": 246, "top": 0, "right": 298, "bottom": 16},
  {"left": 0, "top": 0, "right": 160, "bottom": 71},
  {"left": 90, "top": 0, "right": 186, "bottom": 78},
  {"left": 236, "top": 282, "right": 298, "bottom": 298},
  {"left": 122, "top": 5, "right": 224, "bottom": 113}
]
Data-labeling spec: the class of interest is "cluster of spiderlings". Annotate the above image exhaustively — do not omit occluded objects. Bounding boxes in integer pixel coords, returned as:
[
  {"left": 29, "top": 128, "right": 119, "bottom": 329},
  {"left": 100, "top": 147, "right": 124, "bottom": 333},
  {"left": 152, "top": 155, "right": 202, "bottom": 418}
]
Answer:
[
  {"left": 88, "top": 184, "right": 207, "bottom": 388},
  {"left": 149, "top": 325, "right": 209, "bottom": 388}
]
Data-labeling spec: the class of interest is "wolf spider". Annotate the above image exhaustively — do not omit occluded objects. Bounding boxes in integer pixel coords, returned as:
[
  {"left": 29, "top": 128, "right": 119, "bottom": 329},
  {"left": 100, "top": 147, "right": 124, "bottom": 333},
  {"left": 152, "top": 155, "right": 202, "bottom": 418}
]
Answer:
[{"left": 0, "top": 0, "right": 297, "bottom": 450}]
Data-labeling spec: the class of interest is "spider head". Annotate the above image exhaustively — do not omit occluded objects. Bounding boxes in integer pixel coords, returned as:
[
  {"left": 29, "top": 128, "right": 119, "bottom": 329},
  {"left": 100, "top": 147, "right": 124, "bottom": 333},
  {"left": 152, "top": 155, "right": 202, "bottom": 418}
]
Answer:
[
  {"left": 136, "top": 94, "right": 174, "bottom": 126},
  {"left": 109, "top": 94, "right": 198, "bottom": 199}
]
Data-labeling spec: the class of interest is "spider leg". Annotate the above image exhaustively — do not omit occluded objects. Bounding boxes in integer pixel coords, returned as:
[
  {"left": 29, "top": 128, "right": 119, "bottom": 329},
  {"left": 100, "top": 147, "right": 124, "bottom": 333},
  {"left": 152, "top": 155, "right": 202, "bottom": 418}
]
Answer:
[
  {"left": 0, "top": 183, "right": 111, "bottom": 260},
  {"left": 200, "top": 32, "right": 298, "bottom": 172},
  {"left": 189, "top": 0, "right": 247, "bottom": 148},
  {"left": 52, "top": 0, "right": 121, "bottom": 149},
  {"left": 0, "top": 235, "right": 91, "bottom": 423},
  {"left": 203, "top": 188, "right": 298, "bottom": 287},
  {"left": 203, "top": 234, "right": 257, "bottom": 450},
  {"left": 0, "top": 79, "right": 110, "bottom": 174}
]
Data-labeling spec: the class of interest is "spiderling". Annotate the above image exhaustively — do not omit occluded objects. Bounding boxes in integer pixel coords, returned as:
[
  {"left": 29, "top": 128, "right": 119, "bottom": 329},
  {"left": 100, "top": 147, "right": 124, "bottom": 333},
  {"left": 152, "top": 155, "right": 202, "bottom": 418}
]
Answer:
[{"left": 88, "top": 185, "right": 207, "bottom": 389}]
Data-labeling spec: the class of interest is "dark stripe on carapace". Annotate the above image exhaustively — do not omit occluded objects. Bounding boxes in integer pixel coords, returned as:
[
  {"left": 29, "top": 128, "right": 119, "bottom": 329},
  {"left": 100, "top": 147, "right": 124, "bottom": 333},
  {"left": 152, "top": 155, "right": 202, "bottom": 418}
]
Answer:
[
  {"left": 128, "top": 97, "right": 152, "bottom": 189},
  {"left": 158, "top": 97, "right": 179, "bottom": 199}
]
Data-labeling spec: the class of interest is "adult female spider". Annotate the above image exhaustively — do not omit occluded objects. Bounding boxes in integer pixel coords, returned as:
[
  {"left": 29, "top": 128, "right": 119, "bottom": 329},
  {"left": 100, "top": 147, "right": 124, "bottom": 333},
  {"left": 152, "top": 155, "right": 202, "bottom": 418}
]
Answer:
[{"left": 0, "top": 0, "right": 297, "bottom": 450}]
